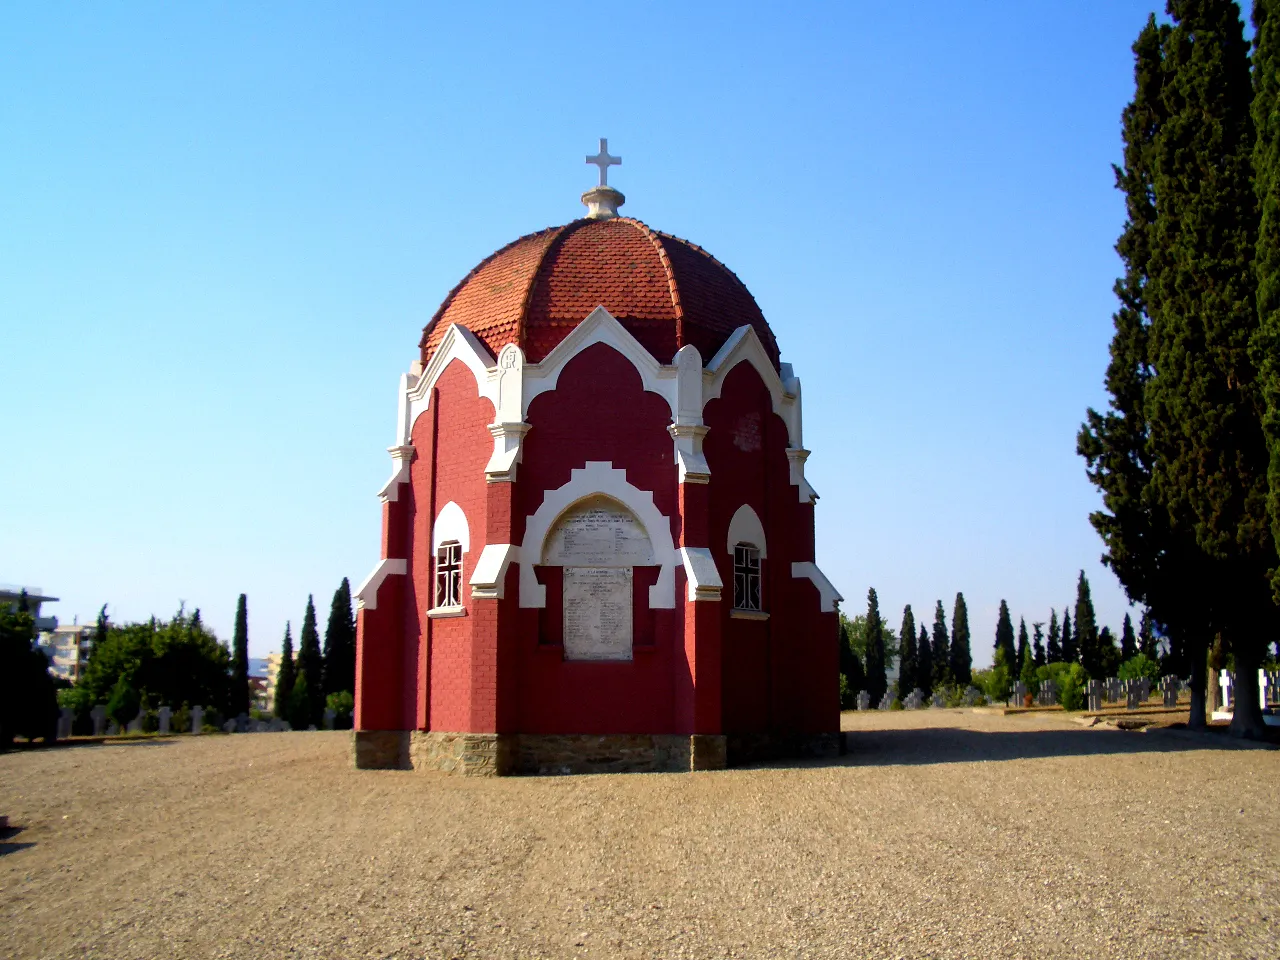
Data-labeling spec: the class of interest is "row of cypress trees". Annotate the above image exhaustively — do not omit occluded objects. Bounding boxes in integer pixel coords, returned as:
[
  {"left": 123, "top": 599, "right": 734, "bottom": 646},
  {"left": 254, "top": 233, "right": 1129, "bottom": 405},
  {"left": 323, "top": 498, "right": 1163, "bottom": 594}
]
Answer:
[
  {"left": 226, "top": 578, "right": 355, "bottom": 728},
  {"left": 1080, "top": 0, "right": 1280, "bottom": 736},
  {"left": 844, "top": 588, "right": 973, "bottom": 706}
]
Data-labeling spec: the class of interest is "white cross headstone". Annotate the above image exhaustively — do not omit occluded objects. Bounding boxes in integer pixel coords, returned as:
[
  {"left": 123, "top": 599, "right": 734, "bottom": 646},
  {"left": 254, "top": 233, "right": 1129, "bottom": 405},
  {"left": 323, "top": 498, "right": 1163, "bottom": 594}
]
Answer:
[
  {"left": 127, "top": 712, "right": 144, "bottom": 733},
  {"left": 1013, "top": 681, "right": 1028, "bottom": 705},
  {"left": 323, "top": 708, "right": 336, "bottom": 730},
  {"left": 223, "top": 719, "right": 236, "bottom": 734},
  {"left": 1161, "top": 675, "right": 1179, "bottom": 708},
  {"left": 57, "top": 708, "right": 74, "bottom": 740},
  {"left": 1257, "top": 668, "right": 1269, "bottom": 708},
  {"left": 1219, "top": 669, "right": 1233, "bottom": 710},
  {"left": 1087, "top": 680, "right": 1103, "bottom": 712},
  {"left": 158, "top": 705, "right": 172, "bottom": 735},
  {"left": 585, "top": 138, "right": 621, "bottom": 187},
  {"left": 856, "top": 690, "right": 870, "bottom": 712},
  {"left": 931, "top": 690, "right": 946, "bottom": 708},
  {"left": 191, "top": 705, "right": 204, "bottom": 734},
  {"left": 90, "top": 704, "right": 107, "bottom": 736},
  {"left": 106, "top": 720, "right": 119, "bottom": 736}
]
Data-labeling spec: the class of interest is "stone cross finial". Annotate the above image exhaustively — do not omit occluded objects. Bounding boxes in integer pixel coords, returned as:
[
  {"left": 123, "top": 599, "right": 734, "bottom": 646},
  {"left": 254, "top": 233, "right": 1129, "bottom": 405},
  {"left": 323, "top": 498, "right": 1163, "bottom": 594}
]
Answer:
[{"left": 586, "top": 138, "right": 621, "bottom": 187}]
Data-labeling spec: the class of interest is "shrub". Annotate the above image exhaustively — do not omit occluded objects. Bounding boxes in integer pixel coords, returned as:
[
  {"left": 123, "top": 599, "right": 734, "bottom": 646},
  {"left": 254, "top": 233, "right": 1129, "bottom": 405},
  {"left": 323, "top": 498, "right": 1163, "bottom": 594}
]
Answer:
[
  {"left": 973, "top": 662, "right": 1012, "bottom": 703},
  {"left": 838, "top": 673, "right": 853, "bottom": 710},
  {"left": 1058, "top": 663, "right": 1089, "bottom": 711},
  {"left": 326, "top": 690, "right": 355, "bottom": 729},
  {"left": 1117, "top": 653, "right": 1160, "bottom": 685}
]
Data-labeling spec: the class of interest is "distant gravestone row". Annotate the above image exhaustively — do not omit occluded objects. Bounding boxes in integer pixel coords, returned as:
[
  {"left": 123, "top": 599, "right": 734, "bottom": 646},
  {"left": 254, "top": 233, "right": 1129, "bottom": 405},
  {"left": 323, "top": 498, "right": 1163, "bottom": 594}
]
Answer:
[
  {"left": 78, "top": 704, "right": 296, "bottom": 737},
  {"left": 851, "top": 685, "right": 985, "bottom": 710}
]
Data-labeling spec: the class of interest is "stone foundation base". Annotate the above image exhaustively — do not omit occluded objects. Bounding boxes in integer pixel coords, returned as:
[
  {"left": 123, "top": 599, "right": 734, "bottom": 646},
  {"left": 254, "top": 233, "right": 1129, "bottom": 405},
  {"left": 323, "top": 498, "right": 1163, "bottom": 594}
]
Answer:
[
  {"left": 355, "top": 729, "right": 840, "bottom": 776},
  {"left": 353, "top": 730, "right": 409, "bottom": 770}
]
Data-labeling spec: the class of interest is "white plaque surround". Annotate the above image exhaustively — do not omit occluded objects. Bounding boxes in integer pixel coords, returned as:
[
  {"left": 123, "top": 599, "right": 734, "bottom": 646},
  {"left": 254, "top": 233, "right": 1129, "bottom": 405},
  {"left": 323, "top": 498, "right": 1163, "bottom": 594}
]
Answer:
[{"left": 563, "top": 567, "right": 633, "bottom": 660}]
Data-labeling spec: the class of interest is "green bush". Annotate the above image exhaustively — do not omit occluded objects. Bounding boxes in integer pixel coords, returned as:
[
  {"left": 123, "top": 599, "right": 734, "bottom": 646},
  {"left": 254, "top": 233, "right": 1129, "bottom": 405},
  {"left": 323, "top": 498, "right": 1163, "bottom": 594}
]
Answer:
[
  {"left": 1058, "top": 663, "right": 1089, "bottom": 711},
  {"left": 326, "top": 690, "right": 355, "bottom": 729},
  {"left": 838, "top": 673, "right": 853, "bottom": 710},
  {"left": 1117, "top": 653, "right": 1160, "bottom": 685},
  {"left": 973, "top": 661, "right": 1012, "bottom": 703}
]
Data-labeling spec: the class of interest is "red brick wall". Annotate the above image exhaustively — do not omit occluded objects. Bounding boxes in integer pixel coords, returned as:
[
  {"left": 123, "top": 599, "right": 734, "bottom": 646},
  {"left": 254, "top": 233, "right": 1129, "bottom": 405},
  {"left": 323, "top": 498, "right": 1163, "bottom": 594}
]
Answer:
[
  {"left": 409, "top": 359, "right": 497, "bottom": 733},
  {"left": 704, "top": 361, "right": 838, "bottom": 736},
  {"left": 514, "top": 343, "right": 683, "bottom": 734}
]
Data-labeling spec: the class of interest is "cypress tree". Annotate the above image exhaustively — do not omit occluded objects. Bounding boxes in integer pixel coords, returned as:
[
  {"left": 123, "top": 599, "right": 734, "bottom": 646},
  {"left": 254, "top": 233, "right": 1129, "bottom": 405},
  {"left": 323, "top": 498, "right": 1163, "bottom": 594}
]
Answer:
[
  {"left": 1121, "top": 612, "right": 1138, "bottom": 660},
  {"left": 1139, "top": 609, "right": 1158, "bottom": 659},
  {"left": 931, "top": 601, "right": 950, "bottom": 688},
  {"left": 1062, "top": 609, "right": 1075, "bottom": 664},
  {"left": 864, "top": 589, "right": 887, "bottom": 707},
  {"left": 1016, "top": 617, "right": 1029, "bottom": 671},
  {"left": 1256, "top": 0, "right": 1280, "bottom": 601},
  {"left": 322, "top": 578, "right": 356, "bottom": 697},
  {"left": 1074, "top": 572, "right": 1100, "bottom": 676},
  {"left": 898, "top": 605, "right": 917, "bottom": 697},
  {"left": 1047, "top": 609, "right": 1062, "bottom": 662},
  {"left": 994, "top": 601, "right": 1016, "bottom": 671},
  {"left": 230, "top": 594, "right": 250, "bottom": 717},
  {"left": 1032, "top": 621, "right": 1046, "bottom": 667},
  {"left": 1146, "top": 0, "right": 1273, "bottom": 737},
  {"left": 94, "top": 604, "right": 109, "bottom": 654},
  {"left": 297, "top": 595, "right": 324, "bottom": 727},
  {"left": 949, "top": 592, "right": 972, "bottom": 685},
  {"left": 273, "top": 622, "right": 295, "bottom": 720},
  {"left": 916, "top": 625, "right": 933, "bottom": 698},
  {"left": 839, "top": 619, "right": 867, "bottom": 699}
]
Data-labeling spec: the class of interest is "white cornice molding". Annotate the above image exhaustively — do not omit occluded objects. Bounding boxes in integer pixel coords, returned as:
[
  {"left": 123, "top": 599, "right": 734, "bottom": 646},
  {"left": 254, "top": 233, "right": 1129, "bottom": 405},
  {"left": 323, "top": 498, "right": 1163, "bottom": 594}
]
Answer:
[
  {"left": 469, "top": 544, "right": 519, "bottom": 600},
  {"left": 519, "top": 460, "right": 677, "bottom": 609},
  {"left": 378, "top": 445, "right": 415, "bottom": 503},
  {"left": 355, "top": 558, "right": 407, "bottom": 611},
  {"left": 791, "top": 561, "right": 843, "bottom": 613},
  {"left": 401, "top": 323, "right": 499, "bottom": 445},
  {"left": 678, "top": 546, "right": 723, "bottom": 602}
]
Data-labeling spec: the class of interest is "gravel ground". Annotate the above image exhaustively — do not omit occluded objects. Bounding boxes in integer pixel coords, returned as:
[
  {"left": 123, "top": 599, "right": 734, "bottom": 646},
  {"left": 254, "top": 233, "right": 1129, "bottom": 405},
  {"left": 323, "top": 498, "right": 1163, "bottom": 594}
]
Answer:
[{"left": 1, "top": 709, "right": 1276, "bottom": 960}]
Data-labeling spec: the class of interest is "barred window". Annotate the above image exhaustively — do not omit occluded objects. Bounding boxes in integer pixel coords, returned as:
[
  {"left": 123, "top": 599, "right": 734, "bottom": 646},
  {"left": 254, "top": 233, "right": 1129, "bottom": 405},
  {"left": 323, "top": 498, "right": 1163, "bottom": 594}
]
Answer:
[
  {"left": 435, "top": 541, "right": 463, "bottom": 608},
  {"left": 733, "top": 544, "right": 762, "bottom": 612}
]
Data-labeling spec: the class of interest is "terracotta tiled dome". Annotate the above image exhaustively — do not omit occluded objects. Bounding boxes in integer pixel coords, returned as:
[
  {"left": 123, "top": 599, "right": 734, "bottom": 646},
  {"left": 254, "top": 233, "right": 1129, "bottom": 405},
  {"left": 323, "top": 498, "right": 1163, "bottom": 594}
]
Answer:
[{"left": 419, "top": 217, "right": 779, "bottom": 369}]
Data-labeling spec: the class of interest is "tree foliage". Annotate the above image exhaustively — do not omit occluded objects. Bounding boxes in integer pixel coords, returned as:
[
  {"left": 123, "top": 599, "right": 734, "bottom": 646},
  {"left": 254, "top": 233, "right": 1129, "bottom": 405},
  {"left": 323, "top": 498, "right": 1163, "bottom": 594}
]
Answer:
[
  {"left": 274, "top": 622, "right": 295, "bottom": 720},
  {"left": 862, "top": 589, "right": 887, "bottom": 707},
  {"left": 0, "top": 603, "right": 59, "bottom": 746},
  {"left": 931, "top": 601, "right": 950, "bottom": 688},
  {"left": 1075, "top": 571, "right": 1101, "bottom": 676},
  {"left": 322, "top": 578, "right": 356, "bottom": 698},
  {"left": 66, "top": 606, "right": 230, "bottom": 723},
  {"left": 949, "top": 592, "right": 972, "bottom": 685},
  {"left": 994, "top": 601, "right": 1016, "bottom": 672},
  {"left": 297, "top": 595, "right": 325, "bottom": 727},
  {"left": 230, "top": 594, "right": 250, "bottom": 717},
  {"left": 897, "top": 605, "right": 917, "bottom": 697}
]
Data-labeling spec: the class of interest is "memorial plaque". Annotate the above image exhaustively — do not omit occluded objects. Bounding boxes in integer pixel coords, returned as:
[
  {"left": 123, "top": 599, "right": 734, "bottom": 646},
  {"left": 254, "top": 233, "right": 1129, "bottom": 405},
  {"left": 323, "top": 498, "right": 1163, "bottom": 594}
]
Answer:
[
  {"left": 563, "top": 567, "right": 633, "bottom": 661},
  {"left": 544, "top": 499, "right": 654, "bottom": 567}
]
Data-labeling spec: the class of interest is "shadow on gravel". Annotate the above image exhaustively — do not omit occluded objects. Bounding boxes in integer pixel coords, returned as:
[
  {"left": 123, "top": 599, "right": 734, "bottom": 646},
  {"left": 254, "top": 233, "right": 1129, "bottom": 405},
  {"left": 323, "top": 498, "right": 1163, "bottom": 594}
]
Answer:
[
  {"left": 0, "top": 823, "right": 35, "bottom": 857},
  {"left": 771, "top": 726, "right": 1276, "bottom": 770}
]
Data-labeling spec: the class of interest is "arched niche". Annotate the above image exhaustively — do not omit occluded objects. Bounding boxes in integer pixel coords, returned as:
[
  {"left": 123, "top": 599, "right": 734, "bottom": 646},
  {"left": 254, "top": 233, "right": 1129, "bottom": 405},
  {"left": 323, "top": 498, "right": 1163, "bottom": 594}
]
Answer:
[{"left": 539, "top": 496, "right": 656, "bottom": 662}]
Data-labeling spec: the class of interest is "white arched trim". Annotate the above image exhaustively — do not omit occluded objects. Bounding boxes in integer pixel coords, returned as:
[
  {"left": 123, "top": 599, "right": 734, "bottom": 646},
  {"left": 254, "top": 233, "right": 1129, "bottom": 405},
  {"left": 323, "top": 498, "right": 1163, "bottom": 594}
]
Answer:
[
  {"left": 519, "top": 461, "right": 677, "bottom": 609},
  {"left": 520, "top": 306, "right": 680, "bottom": 420},
  {"left": 704, "top": 325, "right": 801, "bottom": 448},
  {"left": 432, "top": 501, "right": 471, "bottom": 555},
  {"left": 400, "top": 324, "right": 498, "bottom": 445},
  {"left": 726, "top": 504, "right": 768, "bottom": 558}
]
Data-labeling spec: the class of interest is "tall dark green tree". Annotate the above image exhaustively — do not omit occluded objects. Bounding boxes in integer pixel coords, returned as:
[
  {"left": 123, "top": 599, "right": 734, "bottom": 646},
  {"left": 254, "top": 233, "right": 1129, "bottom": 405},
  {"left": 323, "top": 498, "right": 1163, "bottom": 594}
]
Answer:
[
  {"left": 931, "top": 601, "right": 950, "bottom": 688},
  {"left": 994, "top": 601, "right": 1016, "bottom": 671},
  {"left": 1074, "top": 572, "right": 1100, "bottom": 676},
  {"left": 949, "top": 592, "right": 972, "bottom": 685},
  {"left": 863, "top": 589, "right": 887, "bottom": 707},
  {"left": 94, "top": 604, "right": 109, "bottom": 654},
  {"left": 839, "top": 619, "right": 867, "bottom": 700},
  {"left": 1139, "top": 609, "right": 1158, "bottom": 659},
  {"left": 1079, "top": 12, "right": 1217, "bottom": 726},
  {"left": 1062, "top": 609, "right": 1075, "bottom": 664},
  {"left": 1047, "top": 609, "right": 1062, "bottom": 662},
  {"left": 897, "top": 605, "right": 917, "bottom": 697},
  {"left": 230, "top": 594, "right": 250, "bottom": 717},
  {"left": 1257, "top": 0, "right": 1280, "bottom": 602},
  {"left": 297, "top": 596, "right": 324, "bottom": 727},
  {"left": 1032, "top": 621, "right": 1046, "bottom": 667},
  {"left": 1016, "top": 617, "right": 1029, "bottom": 671},
  {"left": 273, "top": 622, "right": 295, "bottom": 720},
  {"left": 1144, "top": 0, "right": 1274, "bottom": 737},
  {"left": 1121, "top": 612, "right": 1138, "bottom": 660},
  {"left": 322, "top": 578, "right": 356, "bottom": 697},
  {"left": 916, "top": 625, "right": 933, "bottom": 698}
]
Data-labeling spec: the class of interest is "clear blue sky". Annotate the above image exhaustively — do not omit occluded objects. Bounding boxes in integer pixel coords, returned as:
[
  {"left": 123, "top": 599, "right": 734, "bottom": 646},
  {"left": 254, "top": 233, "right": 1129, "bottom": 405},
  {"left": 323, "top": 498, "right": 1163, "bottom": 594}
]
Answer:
[{"left": 2, "top": 2, "right": 1172, "bottom": 662}]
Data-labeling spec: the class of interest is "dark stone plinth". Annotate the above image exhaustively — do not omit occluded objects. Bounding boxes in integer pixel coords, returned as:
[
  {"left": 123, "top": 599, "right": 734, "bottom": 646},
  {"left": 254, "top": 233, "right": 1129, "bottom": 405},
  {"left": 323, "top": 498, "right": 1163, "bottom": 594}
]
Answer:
[{"left": 352, "top": 730, "right": 409, "bottom": 769}]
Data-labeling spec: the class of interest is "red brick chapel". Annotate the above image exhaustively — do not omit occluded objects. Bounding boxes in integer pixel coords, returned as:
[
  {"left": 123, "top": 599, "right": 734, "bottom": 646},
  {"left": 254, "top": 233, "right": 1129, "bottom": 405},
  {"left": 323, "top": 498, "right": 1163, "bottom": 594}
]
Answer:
[{"left": 353, "top": 141, "right": 843, "bottom": 775}]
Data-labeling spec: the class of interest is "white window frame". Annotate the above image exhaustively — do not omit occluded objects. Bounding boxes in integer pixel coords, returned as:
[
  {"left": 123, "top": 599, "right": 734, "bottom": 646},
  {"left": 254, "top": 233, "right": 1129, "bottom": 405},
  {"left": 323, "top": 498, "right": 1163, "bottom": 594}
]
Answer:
[
  {"left": 732, "top": 543, "right": 765, "bottom": 616},
  {"left": 431, "top": 540, "right": 465, "bottom": 616}
]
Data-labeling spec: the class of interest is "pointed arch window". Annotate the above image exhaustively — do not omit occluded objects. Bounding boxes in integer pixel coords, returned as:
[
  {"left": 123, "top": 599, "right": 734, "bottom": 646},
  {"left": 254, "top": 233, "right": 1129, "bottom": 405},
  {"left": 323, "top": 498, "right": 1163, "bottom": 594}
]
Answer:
[{"left": 733, "top": 543, "right": 762, "bottom": 612}]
